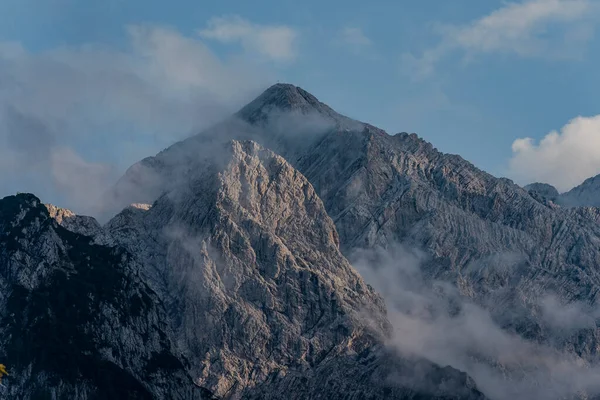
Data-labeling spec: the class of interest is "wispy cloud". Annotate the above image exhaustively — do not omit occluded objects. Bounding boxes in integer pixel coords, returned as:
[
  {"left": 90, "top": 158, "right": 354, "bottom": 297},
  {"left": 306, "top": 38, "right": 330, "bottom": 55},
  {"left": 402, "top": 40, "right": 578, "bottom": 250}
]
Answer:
[
  {"left": 335, "top": 27, "right": 372, "bottom": 52},
  {"left": 352, "top": 243, "right": 600, "bottom": 400},
  {"left": 0, "top": 25, "right": 269, "bottom": 214},
  {"left": 508, "top": 114, "right": 600, "bottom": 191},
  {"left": 199, "top": 16, "right": 298, "bottom": 62},
  {"left": 403, "top": 0, "right": 598, "bottom": 78}
]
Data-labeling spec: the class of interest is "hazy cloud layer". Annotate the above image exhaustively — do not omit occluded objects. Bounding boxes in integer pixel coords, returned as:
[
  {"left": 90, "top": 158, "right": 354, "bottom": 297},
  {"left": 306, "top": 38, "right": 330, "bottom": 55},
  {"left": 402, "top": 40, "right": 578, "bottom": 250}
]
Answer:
[
  {"left": 403, "top": 0, "right": 598, "bottom": 78},
  {"left": 0, "top": 24, "right": 271, "bottom": 214},
  {"left": 199, "top": 16, "right": 298, "bottom": 62},
  {"left": 351, "top": 244, "right": 600, "bottom": 400},
  {"left": 508, "top": 115, "right": 600, "bottom": 191}
]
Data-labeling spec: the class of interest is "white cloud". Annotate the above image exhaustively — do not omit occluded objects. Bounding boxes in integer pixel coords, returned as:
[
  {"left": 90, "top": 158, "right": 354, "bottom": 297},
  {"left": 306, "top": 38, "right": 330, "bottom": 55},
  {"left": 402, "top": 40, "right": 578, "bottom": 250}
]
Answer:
[
  {"left": 50, "top": 147, "right": 116, "bottom": 208},
  {"left": 128, "top": 25, "right": 256, "bottom": 99},
  {"left": 447, "top": 0, "right": 592, "bottom": 55},
  {"left": 336, "top": 27, "right": 372, "bottom": 50},
  {"left": 0, "top": 25, "right": 269, "bottom": 214},
  {"left": 508, "top": 115, "right": 600, "bottom": 191},
  {"left": 404, "top": 0, "right": 598, "bottom": 77},
  {"left": 199, "top": 16, "right": 298, "bottom": 62},
  {"left": 352, "top": 244, "right": 600, "bottom": 400}
]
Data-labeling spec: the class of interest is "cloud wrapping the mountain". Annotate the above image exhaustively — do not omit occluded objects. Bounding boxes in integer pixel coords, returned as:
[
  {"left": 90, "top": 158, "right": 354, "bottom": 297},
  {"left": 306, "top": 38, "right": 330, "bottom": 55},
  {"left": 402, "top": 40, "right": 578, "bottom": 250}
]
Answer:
[
  {"left": 101, "top": 107, "right": 340, "bottom": 222},
  {"left": 351, "top": 243, "right": 600, "bottom": 400},
  {"left": 508, "top": 115, "right": 600, "bottom": 191},
  {"left": 0, "top": 25, "right": 269, "bottom": 214}
]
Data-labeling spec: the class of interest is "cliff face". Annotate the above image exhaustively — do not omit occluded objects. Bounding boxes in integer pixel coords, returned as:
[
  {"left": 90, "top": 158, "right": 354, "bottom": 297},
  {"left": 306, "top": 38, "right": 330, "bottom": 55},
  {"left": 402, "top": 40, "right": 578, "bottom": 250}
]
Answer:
[
  {"left": 104, "top": 140, "right": 487, "bottom": 399},
  {"left": 299, "top": 126, "right": 600, "bottom": 300},
  {"left": 0, "top": 137, "right": 487, "bottom": 398},
  {"left": 0, "top": 194, "right": 208, "bottom": 399},
  {"left": 103, "top": 83, "right": 600, "bottom": 398},
  {"left": 9, "top": 82, "right": 600, "bottom": 398},
  {"left": 559, "top": 174, "right": 600, "bottom": 208},
  {"left": 523, "top": 182, "right": 559, "bottom": 202}
]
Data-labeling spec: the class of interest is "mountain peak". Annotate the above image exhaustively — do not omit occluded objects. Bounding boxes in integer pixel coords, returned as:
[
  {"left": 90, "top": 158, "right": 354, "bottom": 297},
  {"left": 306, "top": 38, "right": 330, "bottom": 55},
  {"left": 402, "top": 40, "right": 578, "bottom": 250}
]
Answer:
[
  {"left": 524, "top": 182, "right": 559, "bottom": 201},
  {"left": 236, "top": 82, "right": 350, "bottom": 125},
  {"left": 249, "top": 83, "right": 321, "bottom": 109},
  {"left": 45, "top": 203, "right": 103, "bottom": 237},
  {"left": 558, "top": 173, "right": 600, "bottom": 207}
]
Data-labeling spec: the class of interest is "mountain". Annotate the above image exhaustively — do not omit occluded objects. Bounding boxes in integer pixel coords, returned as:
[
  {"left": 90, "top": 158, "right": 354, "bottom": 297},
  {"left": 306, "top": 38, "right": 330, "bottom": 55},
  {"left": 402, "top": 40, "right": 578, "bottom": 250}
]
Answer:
[
  {"left": 115, "top": 84, "right": 600, "bottom": 312},
  {"left": 105, "top": 83, "right": 600, "bottom": 399},
  {"left": 523, "top": 182, "right": 559, "bottom": 202},
  {"left": 0, "top": 139, "right": 487, "bottom": 398},
  {"left": 0, "top": 194, "right": 209, "bottom": 399},
  {"left": 103, "top": 139, "right": 487, "bottom": 399},
  {"left": 103, "top": 84, "right": 364, "bottom": 219},
  {"left": 235, "top": 83, "right": 348, "bottom": 124},
  {"left": 523, "top": 175, "right": 600, "bottom": 209},
  {"left": 5, "top": 82, "right": 600, "bottom": 399},
  {"left": 559, "top": 174, "right": 600, "bottom": 207}
]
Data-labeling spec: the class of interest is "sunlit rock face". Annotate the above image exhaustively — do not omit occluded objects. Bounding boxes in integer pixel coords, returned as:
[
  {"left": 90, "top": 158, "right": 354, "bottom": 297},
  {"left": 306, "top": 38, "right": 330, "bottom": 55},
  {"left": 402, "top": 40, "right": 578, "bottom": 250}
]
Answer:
[
  {"left": 104, "top": 139, "right": 487, "bottom": 399},
  {"left": 0, "top": 139, "right": 488, "bottom": 399},
  {"left": 102, "top": 83, "right": 600, "bottom": 399}
]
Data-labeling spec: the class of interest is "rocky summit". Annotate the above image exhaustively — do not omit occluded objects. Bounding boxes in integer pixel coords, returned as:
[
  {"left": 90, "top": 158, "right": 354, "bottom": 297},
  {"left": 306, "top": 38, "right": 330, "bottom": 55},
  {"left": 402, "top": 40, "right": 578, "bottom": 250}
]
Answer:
[
  {"left": 4, "top": 83, "right": 600, "bottom": 399},
  {"left": 559, "top": 174, "right": 600, "bottom": 208}
]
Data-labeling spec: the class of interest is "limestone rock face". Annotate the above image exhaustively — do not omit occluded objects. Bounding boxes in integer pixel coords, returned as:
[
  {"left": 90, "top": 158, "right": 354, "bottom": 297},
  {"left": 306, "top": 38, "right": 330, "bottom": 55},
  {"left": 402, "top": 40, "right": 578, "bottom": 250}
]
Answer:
[
  {"left": 559, "top": 174, "right": 600, "bottom": 208},
  {"left": 0, "top": 194, "right": 209, "bottom": 399},
  {"left": 524, "top": 182, "right": 559, "bottom": 202},
  {"left": 45, "top": 203, "right": 103, "bottom": 237},
  {"left": 294, "top": 117, "right": 600, "bottom": 363},
  {"left": 0, "top": 132, "right": 490, "bottom": 398},
  {"left": 105, "top": 83, "right": 600, "bottom": 398},
  {"left": 105, "top": 140, "right": 487, "bottom": 399}
]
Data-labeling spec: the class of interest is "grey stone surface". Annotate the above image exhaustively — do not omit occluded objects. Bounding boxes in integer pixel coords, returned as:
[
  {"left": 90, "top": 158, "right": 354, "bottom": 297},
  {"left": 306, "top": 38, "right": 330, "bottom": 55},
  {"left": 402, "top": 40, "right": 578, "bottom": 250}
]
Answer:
[
  {"left": 0, "top": 134, "right": 487, "bottom": 398},
  {"left": 0, "top": 194, "right": 209, "bottom": 399},
  {"left": 105, "top": 140, "right": 486, "bottom": 399},
  {"left": 109, "top": 83, "right": 600, "bottom": 398},
  {"left": 559, "top": 174, "right": 600, "bottom": 208},
  {"left": 19, "top": 82, "right": 600, "bottom": 398}
]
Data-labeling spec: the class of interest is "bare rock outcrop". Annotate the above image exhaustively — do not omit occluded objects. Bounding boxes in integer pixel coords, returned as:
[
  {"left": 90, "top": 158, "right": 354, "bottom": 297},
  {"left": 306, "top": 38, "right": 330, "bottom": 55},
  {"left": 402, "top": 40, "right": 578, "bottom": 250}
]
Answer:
[{"left": 105, "top": 140, "right": 486, "bottom": 399}]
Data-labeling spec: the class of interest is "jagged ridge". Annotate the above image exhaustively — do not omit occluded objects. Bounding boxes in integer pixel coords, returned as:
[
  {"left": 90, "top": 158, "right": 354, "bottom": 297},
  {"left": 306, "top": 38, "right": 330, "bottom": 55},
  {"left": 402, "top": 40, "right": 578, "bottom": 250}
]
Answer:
[{"left": 0, "top": 194, "right": 209, "bottom": 399}]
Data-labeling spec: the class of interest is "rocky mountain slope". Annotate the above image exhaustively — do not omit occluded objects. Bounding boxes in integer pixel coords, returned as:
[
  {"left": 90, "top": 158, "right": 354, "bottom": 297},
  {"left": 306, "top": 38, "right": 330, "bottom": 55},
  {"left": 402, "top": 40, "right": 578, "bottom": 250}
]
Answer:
[
  {"left": 5, "top": 82, "right": 600, "bottom": 399},
  {"left": 0, "top": 140, "right": 488, "bottom": 398},
  {"left": 108, "top": 83, "right": 600, "bottom": 399},
  {"left": 523, "top": 182, "right": 559, "bottom": 202},
  {"left": 0, "top": 193, "right": 208, "bottom": 399},
  {"left": 115, "top": 84, "right": 600, "bottom": 312},
  {"left": 103, "top": 139, "right": 487, "bottom": 399},
  {"left": 559, "top": 174, "right": 600, "bottom": 207}
]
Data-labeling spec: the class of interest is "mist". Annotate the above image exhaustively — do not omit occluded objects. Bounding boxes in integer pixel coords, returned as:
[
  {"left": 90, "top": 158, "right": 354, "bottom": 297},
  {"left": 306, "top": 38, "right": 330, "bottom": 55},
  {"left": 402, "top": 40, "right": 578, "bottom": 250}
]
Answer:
[
  {"left": 95, "top": 104, "right": 345, "bottom": 222},
  {"left": 351, "top": 244, "right": 600, "bottom": 400},
  {"left": 0, "top": 25, "right": 270, "bottom": 215}
]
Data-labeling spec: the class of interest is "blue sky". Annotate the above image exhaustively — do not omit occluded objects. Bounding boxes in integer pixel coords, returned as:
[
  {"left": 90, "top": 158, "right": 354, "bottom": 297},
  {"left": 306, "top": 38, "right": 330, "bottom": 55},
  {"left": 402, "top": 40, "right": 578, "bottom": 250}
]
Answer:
[{"left": 1, "top": 0, "right": 599, "bottom": 212}]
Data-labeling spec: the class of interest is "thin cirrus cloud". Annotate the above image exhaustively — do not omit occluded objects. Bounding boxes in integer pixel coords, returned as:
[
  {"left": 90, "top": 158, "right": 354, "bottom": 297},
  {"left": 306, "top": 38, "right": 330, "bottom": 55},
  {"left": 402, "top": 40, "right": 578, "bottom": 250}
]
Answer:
[
  {"left": 199, "top": 16, "right": 298, "bottom": 62},
  {"left": 0, "top": 23, "right": 271, "bottom": 215},
  {"left": 336, "top": 27, "right": 372, "bottom": 50},
  {"left": 508, "top": 115, "right": 600, "bottom": 192},
  {"left": 403, "top": 0, "right": 598, "bottom": 78}
]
